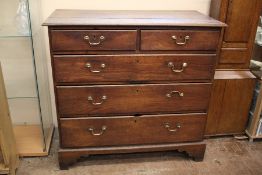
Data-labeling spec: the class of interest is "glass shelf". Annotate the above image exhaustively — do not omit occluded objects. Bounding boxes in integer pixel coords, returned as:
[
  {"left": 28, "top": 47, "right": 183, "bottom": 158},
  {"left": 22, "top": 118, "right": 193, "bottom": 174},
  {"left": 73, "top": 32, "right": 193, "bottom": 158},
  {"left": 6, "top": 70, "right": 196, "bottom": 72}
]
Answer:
[
  {"left": 0, "top": 35, "right": 31, "bottom": 39},
  {"left": 8, "top": 97, "right": 37, "bottom": 99}
]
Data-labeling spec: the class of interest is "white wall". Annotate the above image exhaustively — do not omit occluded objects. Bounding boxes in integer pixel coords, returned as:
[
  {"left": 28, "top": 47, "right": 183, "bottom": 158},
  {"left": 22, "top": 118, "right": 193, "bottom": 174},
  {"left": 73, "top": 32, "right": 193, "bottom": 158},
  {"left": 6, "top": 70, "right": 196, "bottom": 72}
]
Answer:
[
  {"left": 40, "top": 0, "right": 211, "bottom": 126},
  {"left": 41, "top": 0, "right": 211, "bottom": 19}
]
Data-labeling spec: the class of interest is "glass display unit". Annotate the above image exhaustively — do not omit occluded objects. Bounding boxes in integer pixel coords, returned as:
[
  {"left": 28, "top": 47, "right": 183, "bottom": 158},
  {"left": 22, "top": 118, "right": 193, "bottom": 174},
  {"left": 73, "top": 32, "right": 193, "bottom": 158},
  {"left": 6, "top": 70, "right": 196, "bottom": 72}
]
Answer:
[
  {"left": 247, "top": 10, "right": 262, "bottom": 142},
  {"left": 0, "top": 0, "right": 54, "bottom": 156},
  {"left": 251, "top": 15, "right": 262, "bottom": 69}
]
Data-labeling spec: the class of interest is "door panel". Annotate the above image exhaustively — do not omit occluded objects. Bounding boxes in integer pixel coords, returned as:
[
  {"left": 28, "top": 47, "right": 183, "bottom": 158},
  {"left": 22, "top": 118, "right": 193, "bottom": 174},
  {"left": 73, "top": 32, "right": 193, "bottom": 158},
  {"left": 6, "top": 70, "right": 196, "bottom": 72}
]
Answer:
[{"left": 224, "top": 0, "right": 257, "bottom": 42}]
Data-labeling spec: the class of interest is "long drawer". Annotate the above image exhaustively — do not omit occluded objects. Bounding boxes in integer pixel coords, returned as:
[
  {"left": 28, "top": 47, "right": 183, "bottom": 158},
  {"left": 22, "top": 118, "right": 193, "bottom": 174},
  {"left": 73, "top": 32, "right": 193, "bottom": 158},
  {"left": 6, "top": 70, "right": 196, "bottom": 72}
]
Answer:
[
  {"left": 141, "top": 30, "right": 220, "bottom": 51},
  {"left": 57, "top": 83, "right": 211, "bottom": 117},
  {"left": 50, "top": 30, "right": 137, "bottom": 52},
  {"left": 53, "top": 54, "right": 216, "bottom": 84},
  {"left": 60, "top": 113, "right": 206, "bottom": 148}
]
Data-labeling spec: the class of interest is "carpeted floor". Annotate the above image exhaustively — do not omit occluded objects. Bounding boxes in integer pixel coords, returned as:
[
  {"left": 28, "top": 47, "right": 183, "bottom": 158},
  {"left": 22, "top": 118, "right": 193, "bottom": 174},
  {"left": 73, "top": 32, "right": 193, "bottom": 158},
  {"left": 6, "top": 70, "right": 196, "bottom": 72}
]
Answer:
[{"left": 16, "top": 135, "right": 262, "bottom": 175}]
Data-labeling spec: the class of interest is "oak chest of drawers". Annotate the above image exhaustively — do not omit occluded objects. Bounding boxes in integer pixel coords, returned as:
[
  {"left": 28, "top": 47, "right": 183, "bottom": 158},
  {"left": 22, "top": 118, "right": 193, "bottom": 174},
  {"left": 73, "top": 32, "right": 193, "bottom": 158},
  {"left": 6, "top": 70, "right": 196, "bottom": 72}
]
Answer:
[{"left": 44, "top": 10, "right": 225, "bottom": 169}]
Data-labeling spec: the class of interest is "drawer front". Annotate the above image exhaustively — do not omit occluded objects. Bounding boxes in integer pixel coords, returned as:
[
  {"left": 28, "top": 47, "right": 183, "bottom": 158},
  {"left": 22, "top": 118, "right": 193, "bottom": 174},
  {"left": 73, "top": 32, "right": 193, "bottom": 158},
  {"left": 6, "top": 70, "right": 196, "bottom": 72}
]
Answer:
[
  {"left": 57, "top": 84, "right": 211, "bottom": 117},
  {"left": 141, "top": 30, "right": 220, "bottom": 51},
  {"left": 60, "top": 114, "right": 206, "bottom": 148},
  {"left": 50, "top": 30, "right": 137, "bottom": 51},
  {"left": 54, "top": 55, "right": 216, "bottom": 83},
  {"left": 220, "top": 48, "right": 248, "bottom": 64}
]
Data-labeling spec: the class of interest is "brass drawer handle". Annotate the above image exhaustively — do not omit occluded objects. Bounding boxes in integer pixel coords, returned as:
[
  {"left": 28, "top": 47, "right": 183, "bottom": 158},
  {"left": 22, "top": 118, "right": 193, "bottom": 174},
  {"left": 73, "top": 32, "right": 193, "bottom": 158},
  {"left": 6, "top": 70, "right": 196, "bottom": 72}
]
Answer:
[
  {"left": 84, "top": 35, "right": 105, "bottom": 46},
  {"left": 168, "top": 62, "right": 188, "bottom": 73},
  {"left": 166, "top": 91, "right": 184, "bottom": 98},
  {"left": 171, "top": 35, "right": 190, "bottom": 45},
  {"left": 85, "top": 63, "right": 106, "bottom": 73},
  {"left": 88, "top": 95, "right": 107, "bottom": 105},
  {"left": 88, "top": 126, "right": 107, "bottom": 136},
  {"left": 164, "top": 122, "right": 181, "bottom": 132}
]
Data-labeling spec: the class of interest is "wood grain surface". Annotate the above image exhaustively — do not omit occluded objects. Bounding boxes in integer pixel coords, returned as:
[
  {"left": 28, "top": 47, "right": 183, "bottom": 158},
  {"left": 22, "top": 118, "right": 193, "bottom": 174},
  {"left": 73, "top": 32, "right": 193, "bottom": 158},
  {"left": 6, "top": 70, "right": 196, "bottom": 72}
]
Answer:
[
  {"left": 44, "top": 9, "right": 225, "bottom": 169},
  {"left": 210, "top": 0, "right": 262, "bottom": 69},
  {"left": 43, "top": 10, "right": 226, "bottom": 27},
  {"left": 141, "top": 30, "right": 220, "bottom": 51},
  {"left": 56, "top": 83, "right": 211, "bottom": 117},
  {"left": 53, "top": 54, "right": 216, "bottom": 84},
  {"left": 60, "top": 114, "right": 206, "bottom": 148},
  {"left": 51, "top": 30, "right": 137, "bottom": 51},
  {"left": 206, "top": 76, "right": 256, "bottom": 136}
]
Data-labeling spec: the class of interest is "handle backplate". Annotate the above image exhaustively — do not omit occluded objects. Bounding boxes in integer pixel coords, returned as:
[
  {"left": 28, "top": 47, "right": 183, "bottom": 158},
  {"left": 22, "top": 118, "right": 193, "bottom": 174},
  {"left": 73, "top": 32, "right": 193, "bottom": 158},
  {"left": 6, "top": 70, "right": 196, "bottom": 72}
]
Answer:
[
  {"left": 85, "top": 63, "right": 106, "bottom": 73},
  {"left": 166, "top": 91, "right": 184, "bottom": 98},
  {"left": 168, "top": 62, "right": 188, "bottom": 73},
  {"left": 164, "top": 122, "right": 181, "bottom": 132},
  {"left": 84, "top": 35, "right": 105, "bottom": 46},
  {"left": 88, "top": 95, "right": 107, "bottom": 105},
  {"left": 171, "top": 35, "right": 190, "bottom": 45},
  {"left": 88, "top": 126, "right": 107, "bottom": 136}
]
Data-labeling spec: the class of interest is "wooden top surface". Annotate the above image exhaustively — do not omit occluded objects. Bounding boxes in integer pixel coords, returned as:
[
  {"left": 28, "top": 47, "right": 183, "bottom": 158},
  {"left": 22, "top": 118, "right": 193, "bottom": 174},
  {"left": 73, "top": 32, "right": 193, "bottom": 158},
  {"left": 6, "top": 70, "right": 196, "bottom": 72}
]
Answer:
[
  {"left": 214, "top": 71, "right": 256, "bottom": 80},
  {"left": 43, "top": 10, "right": 226, "bottom": 27}
]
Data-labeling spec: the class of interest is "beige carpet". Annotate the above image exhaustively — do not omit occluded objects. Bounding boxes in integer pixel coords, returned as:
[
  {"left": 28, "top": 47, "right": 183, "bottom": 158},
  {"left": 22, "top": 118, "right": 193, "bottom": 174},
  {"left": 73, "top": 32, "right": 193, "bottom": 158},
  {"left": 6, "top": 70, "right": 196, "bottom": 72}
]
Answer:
[{"left": 17, "top": 136, "right": 262, "bottom": 175}]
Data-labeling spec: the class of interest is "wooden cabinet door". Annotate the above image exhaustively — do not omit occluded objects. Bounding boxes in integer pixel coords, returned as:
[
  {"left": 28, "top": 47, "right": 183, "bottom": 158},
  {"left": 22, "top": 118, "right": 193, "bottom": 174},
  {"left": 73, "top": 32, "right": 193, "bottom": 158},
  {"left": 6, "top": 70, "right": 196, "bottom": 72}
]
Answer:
[
  {"left": 205, "top": 80, "right": 226, "bottom": 135},
  {"left": 205, "top": 71, "right": 256, "bottom": 136},
  {"left": 216, "top": 79, "right": 255, "bottom": 134},
  {"left": 224, "top": 0, "right": 257, "bottom": 42}
]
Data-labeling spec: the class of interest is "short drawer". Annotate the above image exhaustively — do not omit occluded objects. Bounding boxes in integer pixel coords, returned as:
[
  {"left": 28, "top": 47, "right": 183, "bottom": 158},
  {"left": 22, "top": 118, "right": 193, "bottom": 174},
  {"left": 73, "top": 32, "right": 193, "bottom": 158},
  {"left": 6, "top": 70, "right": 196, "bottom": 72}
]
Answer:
[
  {"left": 60, "top": 113, "right": 206, "bottom": 148},
  {"left": 54, "top": 54, "right": 216, "bottom": 84},
  {"left": 50, "top": 30, "right": 137, "bottom": 52},
  {"left": 57, "top": 83, "right": 211, "bottom": 117},
  {"left": 141, "top": 30, "right": 220, "bottom": 51}
]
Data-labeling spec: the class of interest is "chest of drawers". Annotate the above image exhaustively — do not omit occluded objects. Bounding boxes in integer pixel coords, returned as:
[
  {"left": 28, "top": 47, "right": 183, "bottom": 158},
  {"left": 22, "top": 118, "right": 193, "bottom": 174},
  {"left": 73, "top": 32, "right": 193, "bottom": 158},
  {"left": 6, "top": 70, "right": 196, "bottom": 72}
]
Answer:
[{"left": 44, "top": 10, "right": 225, "bottom": 169}]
